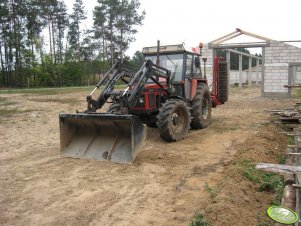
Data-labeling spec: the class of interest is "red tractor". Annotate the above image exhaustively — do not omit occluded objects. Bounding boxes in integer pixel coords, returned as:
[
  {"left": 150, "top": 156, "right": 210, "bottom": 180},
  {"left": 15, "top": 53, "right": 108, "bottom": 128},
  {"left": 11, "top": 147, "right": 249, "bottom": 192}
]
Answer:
[{"left": 59, "top": 42, "right": 228, "bottom": 163}]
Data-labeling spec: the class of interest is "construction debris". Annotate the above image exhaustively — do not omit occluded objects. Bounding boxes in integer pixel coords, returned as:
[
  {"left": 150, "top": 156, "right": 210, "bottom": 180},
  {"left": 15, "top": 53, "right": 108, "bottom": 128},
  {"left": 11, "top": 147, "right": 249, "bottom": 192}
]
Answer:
[{"left": 260, "top": 103, "right": 301, "bottom": 225}]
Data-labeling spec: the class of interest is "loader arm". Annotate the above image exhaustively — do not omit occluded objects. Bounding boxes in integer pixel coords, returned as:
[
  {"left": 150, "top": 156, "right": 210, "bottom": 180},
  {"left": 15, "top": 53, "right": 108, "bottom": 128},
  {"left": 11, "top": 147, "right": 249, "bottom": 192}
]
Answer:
[
  {"left": 86, "top": 61, "right": 135, "bottom": 112},
  {"left": 125, "top": 59, "right": 171, "bottom": 107}
]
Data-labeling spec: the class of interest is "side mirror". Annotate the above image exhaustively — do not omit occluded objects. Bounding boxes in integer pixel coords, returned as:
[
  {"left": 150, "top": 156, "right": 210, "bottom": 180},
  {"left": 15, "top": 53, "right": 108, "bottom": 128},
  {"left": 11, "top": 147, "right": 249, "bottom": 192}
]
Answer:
[{"left": 194, "top": 57, "right": 201, "bottom": 68}]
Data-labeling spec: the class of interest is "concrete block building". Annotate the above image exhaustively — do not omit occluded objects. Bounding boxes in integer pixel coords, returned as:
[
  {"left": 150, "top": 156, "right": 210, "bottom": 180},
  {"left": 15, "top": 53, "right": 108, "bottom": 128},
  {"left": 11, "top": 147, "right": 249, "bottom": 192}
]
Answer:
[
  {"left": 264, "top": 40, "right": 301, "bottom": 97},
  {"left": 203, "top": 29, "right": 301, "bottom": 98}
]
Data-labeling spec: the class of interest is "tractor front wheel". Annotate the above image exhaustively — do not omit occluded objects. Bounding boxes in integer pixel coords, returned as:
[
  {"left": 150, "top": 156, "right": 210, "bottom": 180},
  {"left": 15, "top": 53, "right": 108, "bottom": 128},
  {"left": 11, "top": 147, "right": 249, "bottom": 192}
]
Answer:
[
  {"left": 107, "top": 103, "right": 121, "bottom": 113},
  {"left": 156, "top": 99, "right": 191, "bottom": 142}
]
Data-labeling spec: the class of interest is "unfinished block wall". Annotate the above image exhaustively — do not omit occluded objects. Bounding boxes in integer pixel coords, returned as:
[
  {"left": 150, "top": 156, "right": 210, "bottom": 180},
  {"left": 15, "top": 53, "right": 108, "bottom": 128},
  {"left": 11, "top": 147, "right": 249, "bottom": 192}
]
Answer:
[{"left": 264, "top": 41, "right": 301, "bottom": 97}]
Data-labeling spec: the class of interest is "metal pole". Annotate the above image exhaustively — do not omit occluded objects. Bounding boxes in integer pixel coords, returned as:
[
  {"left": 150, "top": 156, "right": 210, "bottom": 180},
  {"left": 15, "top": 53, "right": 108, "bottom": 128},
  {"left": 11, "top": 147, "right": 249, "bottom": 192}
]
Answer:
[
  {"left": 156, "top": 40, "right": 160, "bottom": 66},
  {"left": 226, "top": 51, "right": 231, "bottom": 89},
  {"left": 239, "top": 54, "right": 243, "bottom": 88},
  {"left": 261, "top": 47, "right": 265, "bottom": 96},
  {"left": 248, "top": 57, "right": 252, "bottom": 87},
  {"left": 256, "top": 59, "right": 259, "bottom": 85}
]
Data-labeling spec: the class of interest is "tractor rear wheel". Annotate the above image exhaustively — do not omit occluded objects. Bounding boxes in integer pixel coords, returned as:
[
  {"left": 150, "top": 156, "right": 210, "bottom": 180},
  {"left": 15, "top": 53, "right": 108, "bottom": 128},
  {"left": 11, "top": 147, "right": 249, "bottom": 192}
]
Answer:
[
  {"left": 156, "top": 99, "right": 191, "bottom": 142},
  {"left": 190, "top": 83, "right": 212, "bottom": 129}
]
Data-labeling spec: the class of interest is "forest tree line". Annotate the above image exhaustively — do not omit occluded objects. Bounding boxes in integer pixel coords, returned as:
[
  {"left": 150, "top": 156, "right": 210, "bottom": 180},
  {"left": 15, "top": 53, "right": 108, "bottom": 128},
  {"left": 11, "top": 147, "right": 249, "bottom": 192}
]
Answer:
[
  {"left": 0, "top": 0, "right": 262, "bottom": 88},
  {"left": 0, "top": 0, "right": 145, "bottom": 87}
]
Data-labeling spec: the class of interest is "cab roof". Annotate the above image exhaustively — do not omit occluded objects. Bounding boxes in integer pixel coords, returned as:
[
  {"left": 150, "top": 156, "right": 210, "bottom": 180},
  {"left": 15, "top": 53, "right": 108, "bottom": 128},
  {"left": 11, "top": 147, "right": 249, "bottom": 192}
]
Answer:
[{"left": 142, "top": 43, "right": 201, "bottom": 56}]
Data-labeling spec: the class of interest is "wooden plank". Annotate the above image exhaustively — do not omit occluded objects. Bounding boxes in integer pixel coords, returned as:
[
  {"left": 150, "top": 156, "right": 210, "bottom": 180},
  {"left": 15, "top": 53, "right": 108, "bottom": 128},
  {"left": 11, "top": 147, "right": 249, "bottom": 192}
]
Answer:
[
  {"left": 292, "top": 184, "right": 301, "bottom": 189},
  {"left": 256, "top": 163, "right": 301, "bottom": 174},
  {"left": 289, "top": 153, "right": 301, "bottom": 156},
  {"left": 284, "top": 85, "right": 301, "bottom": 88},
  {"left": 264, "top": 109, "right": 295, "bottom": 112}
]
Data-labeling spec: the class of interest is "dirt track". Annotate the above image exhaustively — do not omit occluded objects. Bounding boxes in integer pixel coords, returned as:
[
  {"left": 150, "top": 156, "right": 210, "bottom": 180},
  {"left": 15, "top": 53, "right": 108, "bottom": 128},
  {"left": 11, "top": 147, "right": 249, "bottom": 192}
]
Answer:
[{"left": 0, "top": 86, "right": 296, "bottom": 226}]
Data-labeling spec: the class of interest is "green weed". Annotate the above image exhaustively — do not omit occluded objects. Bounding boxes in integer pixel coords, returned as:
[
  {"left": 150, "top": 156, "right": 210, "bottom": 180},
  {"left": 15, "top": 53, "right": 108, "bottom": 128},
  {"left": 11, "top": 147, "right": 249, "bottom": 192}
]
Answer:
[
  {"left": 277, "top": 153, "right": 286, "bottom": 164},
  {"left": 189, "top": 212, "right": 209, "bottom": 226},
  {"left": 288, "top": 136, "right": 295, "bottom": 145},
  {"left": 240, "top": 160, "right": 284, "bottom": 205},
  {"left": 204, "top": 183, "right": 218, "bottom": 199}
]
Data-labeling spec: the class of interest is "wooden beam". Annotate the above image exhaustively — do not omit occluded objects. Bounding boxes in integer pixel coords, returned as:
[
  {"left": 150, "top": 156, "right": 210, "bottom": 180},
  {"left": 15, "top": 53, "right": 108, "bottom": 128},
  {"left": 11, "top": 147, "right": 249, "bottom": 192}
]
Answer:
[
  {"left": 256, "top": 163, "right": 301, "bottom": 174},
  {"left": 239, "top": 29, "right": 271, "bottom": 41},
  {"left": 209, "top": 30, "right": 240, "bottom": 45},
  {"left": 214, "top": 33, "right": 241, "bottom": 45}
]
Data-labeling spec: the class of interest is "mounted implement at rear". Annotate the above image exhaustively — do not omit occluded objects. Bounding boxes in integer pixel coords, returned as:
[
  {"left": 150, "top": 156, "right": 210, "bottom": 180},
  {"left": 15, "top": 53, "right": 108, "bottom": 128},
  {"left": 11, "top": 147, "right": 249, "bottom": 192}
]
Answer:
[{"left": 59, "top": 41, "right": 228, "bottom": 164}]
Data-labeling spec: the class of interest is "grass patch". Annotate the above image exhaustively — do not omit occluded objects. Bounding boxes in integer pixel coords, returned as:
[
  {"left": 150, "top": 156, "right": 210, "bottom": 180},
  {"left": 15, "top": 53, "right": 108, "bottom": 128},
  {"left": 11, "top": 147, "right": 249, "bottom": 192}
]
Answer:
[
  {"left": 288, "top": 136, "right": 295, "bottom": 145},
  {"left": 0, "top": 108, "right": 39, "bottom": 117},
  {"left": 0, "top": 97, "right": 17, "bottom": 106},
  {"left": 240, "top": 160, "right": 284, "bottom": 205},
  {"left": 0, "top": 87, "right": 91, "bottom": 95},
  {"left": 0, "top": 85, "right": 127, "bottom": 95},
  {"left": 189, "top": 212, "right": 209, "bottom": 226},
  {"left": 0, "top": 108, "right": 20, "bottom": 116},
  {"left": 204, "top": 183, "right": 218, "bottom": 199},
  {"left": 28, "top": 97, "right": 81, "bottom": 105},
  {"left": 211, "top": 117, "right": 240, "bottom": 133},
  {"left": 277, "top": 153, "right": 286, "bottom": 164}
]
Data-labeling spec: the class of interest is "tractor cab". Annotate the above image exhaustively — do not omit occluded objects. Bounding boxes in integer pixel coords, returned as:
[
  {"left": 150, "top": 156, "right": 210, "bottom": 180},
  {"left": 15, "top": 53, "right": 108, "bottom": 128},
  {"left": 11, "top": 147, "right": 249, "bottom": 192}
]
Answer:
[
  {"left": 141, "top": 43, "right": 205, "bottom": 102},
  {"left": 142, "top": 43, "right": 203, "bottom": 82}
]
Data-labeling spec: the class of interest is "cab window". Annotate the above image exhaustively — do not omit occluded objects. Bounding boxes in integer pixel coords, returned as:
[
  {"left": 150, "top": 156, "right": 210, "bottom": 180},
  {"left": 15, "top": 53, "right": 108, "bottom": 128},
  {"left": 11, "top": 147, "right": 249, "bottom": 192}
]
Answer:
[{"left": 185, "top": 54, "right": 193, "bottom": 77}]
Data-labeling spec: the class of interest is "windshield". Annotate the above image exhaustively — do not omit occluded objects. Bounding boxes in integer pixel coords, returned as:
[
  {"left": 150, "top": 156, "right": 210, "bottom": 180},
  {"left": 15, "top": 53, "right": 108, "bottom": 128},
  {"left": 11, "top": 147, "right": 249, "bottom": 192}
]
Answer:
[{"left": 144, "top": 54, "right": 184, "bottom": 81}]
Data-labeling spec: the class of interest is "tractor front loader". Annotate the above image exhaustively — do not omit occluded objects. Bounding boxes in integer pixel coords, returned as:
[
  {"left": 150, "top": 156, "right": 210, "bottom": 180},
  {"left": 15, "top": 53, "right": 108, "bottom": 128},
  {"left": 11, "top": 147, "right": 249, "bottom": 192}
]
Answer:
[{"left": 59, "top": 42, "right": 228, "bottom": 164}]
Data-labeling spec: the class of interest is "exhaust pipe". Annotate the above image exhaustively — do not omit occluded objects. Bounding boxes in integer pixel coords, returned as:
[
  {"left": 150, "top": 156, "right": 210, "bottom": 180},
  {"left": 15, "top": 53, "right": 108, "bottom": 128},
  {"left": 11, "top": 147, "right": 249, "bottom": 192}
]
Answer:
[{"left": 59, "top": 113, "right": 146, "bottom": 164}]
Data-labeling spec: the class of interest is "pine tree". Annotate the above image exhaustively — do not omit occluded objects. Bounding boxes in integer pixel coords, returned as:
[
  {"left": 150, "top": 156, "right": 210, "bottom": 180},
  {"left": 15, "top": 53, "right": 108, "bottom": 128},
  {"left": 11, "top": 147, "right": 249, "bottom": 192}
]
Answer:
[
  {"left": 115, "top": 0, "right": 145, "bottom": 63},
  {"left": 67, "top": 0, "right": 87, "bottom": 62},
  {"left": 93, "top": 0, "right": 145, "bottom": 65}
]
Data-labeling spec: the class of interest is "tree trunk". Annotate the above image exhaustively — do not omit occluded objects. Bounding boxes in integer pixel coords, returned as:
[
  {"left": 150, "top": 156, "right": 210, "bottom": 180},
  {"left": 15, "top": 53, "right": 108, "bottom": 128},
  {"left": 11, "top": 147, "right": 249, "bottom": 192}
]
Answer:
[
  {"left": 120, "top": 29, "right": 123, "bottom": 63},
  {"left": 12, "top": 0, "right": 20, "bottom": 86},
  {"left": 102, "top": 31, "right": 105, "bottom": 76},
  {"left": 58, "top": 29, "right": 63, "bottom": 64},
  {"left": 110, "top": 23, "right": 114, "bottom": 66},
  {"left": 51, "top": 20, "right": 56, "bottom": 65},
  {"left": 0, "top": 40, "right": 6, "bottom": 86},
  {"left": 31, "top": 34, "right": 36, "bottom": 80},
  {"left": 6, "top": 34, "right": 12, "bottom": 87},
  {"left": 48, "top": 16, "right": 53, "bottom": 63}
]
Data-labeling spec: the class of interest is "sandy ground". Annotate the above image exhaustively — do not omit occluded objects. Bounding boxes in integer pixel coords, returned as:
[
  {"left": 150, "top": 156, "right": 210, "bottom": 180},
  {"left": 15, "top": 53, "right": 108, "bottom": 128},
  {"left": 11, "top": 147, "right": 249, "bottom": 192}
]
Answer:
[{"left": 0, "top": 86, "right": 296, "bottom": 226}]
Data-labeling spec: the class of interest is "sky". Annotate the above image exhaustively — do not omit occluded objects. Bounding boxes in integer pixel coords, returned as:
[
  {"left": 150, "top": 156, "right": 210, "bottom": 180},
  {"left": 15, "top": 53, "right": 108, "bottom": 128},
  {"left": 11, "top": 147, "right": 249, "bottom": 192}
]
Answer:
[{"left": 65, "top": 0, "right": 301, "bottom": 56}]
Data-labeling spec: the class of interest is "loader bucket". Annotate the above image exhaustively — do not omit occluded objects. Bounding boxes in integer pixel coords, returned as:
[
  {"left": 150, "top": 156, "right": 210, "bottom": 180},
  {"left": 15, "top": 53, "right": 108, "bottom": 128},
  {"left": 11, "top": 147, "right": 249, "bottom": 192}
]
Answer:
[{"left": 59, "top": 113, "right": 146, "bottom": 164}]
